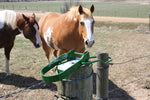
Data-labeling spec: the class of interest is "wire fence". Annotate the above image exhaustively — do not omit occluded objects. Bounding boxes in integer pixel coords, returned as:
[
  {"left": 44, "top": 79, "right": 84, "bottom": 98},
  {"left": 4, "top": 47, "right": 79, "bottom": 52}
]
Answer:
[
  {"left": 109, "top": 72, "right": 150, "bottom": 93},
  {"left": 0, "top": 54, "right": 150, "bottom": 99},
  {"left": 0, "top": 2, "right": 150, "bottom": 18},
  {"left": 110, "top": 54, "right": 150, "bottom": 65},
  {"left": 109, "top": 54, "right": 150, "bottom": 100},
  {"left": 0, "top": 81, "right": 45, "bottom": 98}
]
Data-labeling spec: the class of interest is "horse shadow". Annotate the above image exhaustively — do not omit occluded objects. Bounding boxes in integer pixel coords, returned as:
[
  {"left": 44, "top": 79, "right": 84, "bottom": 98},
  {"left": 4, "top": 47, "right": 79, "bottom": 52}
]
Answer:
[
  {"left": 93, "top": 73, "right": 135, "bottom": 100},
  {"left": 0, "top": 72, "right": 57, "bottom": 91}
]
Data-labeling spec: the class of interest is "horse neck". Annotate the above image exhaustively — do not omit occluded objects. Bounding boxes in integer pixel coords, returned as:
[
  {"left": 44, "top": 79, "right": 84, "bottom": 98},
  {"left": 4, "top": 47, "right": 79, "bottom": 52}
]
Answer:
[
  {"left": 7, "top": 13, "right": 23, "bottom": 36},
  {"left": 16, "top": 13, "right": 25, "bottom": 31}
]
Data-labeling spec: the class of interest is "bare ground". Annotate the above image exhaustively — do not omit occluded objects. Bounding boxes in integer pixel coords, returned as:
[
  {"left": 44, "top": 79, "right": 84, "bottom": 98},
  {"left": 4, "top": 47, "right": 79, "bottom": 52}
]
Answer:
[
  {"left": 94, "top": 16, "right": 149, "bottom": 23},
  {"left": 1, "top": 28, "right": 150, "bottom": 100}
]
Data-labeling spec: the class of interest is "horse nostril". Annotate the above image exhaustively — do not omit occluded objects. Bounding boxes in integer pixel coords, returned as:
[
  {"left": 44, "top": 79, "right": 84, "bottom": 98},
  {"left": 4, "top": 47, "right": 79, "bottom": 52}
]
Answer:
[
  {"left": 85, "top": 41, "right": 88, "bottom": 45},
  {"left": 36, "top": 44, "right": 40, "bottom": 48},
  {"left": 34, "top": 43, "right": 40, "bottom": 48}
]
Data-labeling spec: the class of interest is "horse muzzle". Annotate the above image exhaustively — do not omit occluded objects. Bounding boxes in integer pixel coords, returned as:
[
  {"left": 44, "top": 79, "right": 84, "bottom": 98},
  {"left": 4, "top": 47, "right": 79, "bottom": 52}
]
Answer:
[
  {"left": 34, "top": 43, "right": 41, "bottom": 48},
  {"left": 85, "top": 40, "right": 95, "bottom": 48}
]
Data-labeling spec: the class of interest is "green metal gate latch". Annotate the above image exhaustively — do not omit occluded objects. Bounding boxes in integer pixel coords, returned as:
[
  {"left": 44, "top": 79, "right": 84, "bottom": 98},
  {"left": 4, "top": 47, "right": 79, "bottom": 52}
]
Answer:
[{"left": 40, "top": 49, "right": 112, "bottom": 83}]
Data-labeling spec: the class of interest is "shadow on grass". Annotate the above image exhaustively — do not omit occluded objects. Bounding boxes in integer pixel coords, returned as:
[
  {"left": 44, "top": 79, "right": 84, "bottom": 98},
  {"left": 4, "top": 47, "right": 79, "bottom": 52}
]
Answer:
[
  {"left": 0, "top": 72, "right": 57, "bottom": 91},
  {"left": 93, "top": 73, "right": 135, "bottom": 100}
]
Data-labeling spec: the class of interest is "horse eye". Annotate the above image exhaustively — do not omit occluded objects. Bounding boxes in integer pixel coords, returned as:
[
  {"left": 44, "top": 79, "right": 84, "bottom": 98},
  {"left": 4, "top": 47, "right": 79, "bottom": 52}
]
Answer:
[{"left": 80, "top": 22, "right": 84, "bottom": 26}]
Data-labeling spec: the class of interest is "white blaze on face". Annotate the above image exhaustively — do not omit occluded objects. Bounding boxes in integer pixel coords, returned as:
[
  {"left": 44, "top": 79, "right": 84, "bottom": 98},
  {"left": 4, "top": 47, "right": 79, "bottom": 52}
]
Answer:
[
  {"left": 33, "top": 24, "right": 42, "bottom": 46},
  {"left": 81, "top": 18, "right": 94, "bottom": 42}
]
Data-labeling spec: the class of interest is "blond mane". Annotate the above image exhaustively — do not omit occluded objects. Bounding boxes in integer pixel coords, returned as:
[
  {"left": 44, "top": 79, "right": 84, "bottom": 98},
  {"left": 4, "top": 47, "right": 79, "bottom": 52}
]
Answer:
[{"left": 65, "top": 5, "right": 93, "bottom": 21}]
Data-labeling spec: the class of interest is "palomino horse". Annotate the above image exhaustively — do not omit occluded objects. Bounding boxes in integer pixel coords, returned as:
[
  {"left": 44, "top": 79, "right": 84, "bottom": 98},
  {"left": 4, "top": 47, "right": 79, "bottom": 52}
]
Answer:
[
  {"left": 0, "top": 10, "right": 42, "bottom": 76},
  {"left": 39, "top": 5, "right": 95, "bottom": 62}
]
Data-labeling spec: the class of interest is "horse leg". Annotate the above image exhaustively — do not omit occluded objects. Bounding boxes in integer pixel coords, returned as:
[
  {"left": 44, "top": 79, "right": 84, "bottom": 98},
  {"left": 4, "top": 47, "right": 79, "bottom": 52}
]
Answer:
[
  {"left": 4, "top": 45, "right": 13, "bottom": 76},
  {"left": 50, "top": 49, "right": 57, "bottom": 72},
  {"left": 44, "top": 46, "right": 51, "bottom": 63},
  {"left": 41, "top": 38, "right": 51, "bottom": 62},
  {"left": 58, "top": 49, "right": 67, "bottom": 56},
  {"left": 53, "top": 49, "right": 58, "bottom": 58}
]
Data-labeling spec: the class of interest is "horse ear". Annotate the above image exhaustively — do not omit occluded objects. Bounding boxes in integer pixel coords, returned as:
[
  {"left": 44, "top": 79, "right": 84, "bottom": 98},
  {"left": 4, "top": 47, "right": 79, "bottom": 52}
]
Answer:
[
  {"left": 22, "top": 14, "right": 29, "bottom": 22},
  {"left": 90, "top": 4, "right": 94, "bottom": 13},
  {"left": 32, "top": 13, "right": 35, "bottom": 18},
  {"left": 79, "top": 5, "right": 83, "bottom": 14}
]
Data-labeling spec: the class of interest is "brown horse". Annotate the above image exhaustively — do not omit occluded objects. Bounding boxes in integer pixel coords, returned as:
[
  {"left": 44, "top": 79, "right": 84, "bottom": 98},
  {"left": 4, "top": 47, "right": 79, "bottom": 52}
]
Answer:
[
  {"left": 39, "top": 5, "right": 95, "bottom": 62},
  {"left": 0, "top": 10, "right": 42, "bottom": 76}
]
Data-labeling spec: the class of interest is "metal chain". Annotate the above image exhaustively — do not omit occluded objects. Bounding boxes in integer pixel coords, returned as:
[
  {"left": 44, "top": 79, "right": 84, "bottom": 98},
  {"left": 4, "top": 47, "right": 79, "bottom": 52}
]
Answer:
[{"left": 0, "top": 81, "right": 45, "bottom": 98}]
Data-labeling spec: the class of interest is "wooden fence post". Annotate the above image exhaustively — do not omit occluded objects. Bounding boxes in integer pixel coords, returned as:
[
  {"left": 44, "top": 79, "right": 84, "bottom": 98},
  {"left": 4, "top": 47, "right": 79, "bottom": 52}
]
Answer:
[
  {"left": 149, "top": 13, "right": 150, "bottom": 31},
  {"left": 96, "top": 51, "right": 109, "bottom": 100}
]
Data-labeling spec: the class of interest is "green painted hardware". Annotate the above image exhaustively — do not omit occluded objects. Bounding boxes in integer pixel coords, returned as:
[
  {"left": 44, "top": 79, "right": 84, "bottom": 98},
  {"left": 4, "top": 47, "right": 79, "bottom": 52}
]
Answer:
[
  {"left": 40, "top": 49, "right": 112, "bottom": 83},
  {"left": 82, "top": 56, "right": 113, "bottom": 65}
]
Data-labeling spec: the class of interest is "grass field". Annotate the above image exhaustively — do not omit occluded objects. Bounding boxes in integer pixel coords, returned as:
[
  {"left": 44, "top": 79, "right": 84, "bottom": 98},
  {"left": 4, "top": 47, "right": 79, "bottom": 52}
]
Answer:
[
  {"left": 0, "top": 1, "right": 150, "bottom": 18},
  {"left": 0, "top": 27, "right": 150, "bottom": 99}
]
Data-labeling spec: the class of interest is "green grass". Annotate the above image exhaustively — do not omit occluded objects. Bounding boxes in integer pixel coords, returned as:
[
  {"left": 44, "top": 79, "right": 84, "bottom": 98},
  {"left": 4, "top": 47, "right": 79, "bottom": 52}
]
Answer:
[
  {"left": 0, "top": 1, "right": 150, "bottom": 18},
  {"left": 91, "top": 2, "right": 150, "bottom": 18},
  {"left": 0, "top": 1, "right": 65, "bottom": 12}
]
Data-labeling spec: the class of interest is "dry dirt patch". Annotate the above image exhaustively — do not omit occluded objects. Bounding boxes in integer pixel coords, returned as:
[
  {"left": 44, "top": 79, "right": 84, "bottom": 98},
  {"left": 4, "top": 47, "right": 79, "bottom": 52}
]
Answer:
[{"left": 94, "top": 16, "right": 149, "bottom": 23}]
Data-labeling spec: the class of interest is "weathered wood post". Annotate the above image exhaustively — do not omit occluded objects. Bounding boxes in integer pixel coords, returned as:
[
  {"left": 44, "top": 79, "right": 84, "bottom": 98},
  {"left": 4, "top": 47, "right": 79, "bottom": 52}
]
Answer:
[
  {"left": 96, "top": 51, "right": 109, "bottom": 100},
  {"left": 56, "top": 64, "right": 93, "bottom": 100},
  {"left": 149, "top": 13, "right": 150, "bottom": 31}
]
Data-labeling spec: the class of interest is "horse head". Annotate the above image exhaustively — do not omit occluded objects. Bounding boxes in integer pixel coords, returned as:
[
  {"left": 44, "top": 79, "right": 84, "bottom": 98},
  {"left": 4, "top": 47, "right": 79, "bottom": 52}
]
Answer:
[
  {"left": 78, "top": 5, "right": 95, "bottom": 48},
  {"left": 18, "top": 13, "right": 42, "bottom": 48}
]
